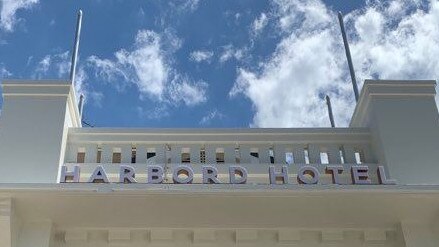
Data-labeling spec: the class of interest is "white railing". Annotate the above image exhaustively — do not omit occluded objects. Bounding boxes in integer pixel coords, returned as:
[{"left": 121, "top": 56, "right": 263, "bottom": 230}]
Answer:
[{"left": 65, "top": 129, "right": 374, "bottom": 164}]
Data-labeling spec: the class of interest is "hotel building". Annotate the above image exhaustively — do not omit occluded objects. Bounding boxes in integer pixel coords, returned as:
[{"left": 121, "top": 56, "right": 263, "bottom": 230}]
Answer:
[{"left": 0, "top": 78, "right": 437, "bottom": 247}]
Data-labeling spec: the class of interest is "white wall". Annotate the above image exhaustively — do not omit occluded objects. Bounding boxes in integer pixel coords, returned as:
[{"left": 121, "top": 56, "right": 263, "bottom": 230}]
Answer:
[{"left": 0, "top": 80, "right": 80, "bottom": 183}]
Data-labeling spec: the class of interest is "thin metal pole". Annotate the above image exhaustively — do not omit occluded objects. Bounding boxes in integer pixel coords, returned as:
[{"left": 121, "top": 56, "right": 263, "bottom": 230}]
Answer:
[
  {"left": 69, "top": 10, "right": 83, "bottom": 84},
  {"left": 326, "top": 95, "right": 336, "bottom": 128},
  {"left": 78, "top": 94, "right": 84, "bottom": 119},
  {"left": 338, "top": 11, "right": 359, "bottom": 102}
]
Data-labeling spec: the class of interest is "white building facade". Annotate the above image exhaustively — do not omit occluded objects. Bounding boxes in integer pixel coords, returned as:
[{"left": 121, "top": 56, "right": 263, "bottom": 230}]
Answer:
[{"left": 0, "top": 79, "right": 438, "bottom": 246}]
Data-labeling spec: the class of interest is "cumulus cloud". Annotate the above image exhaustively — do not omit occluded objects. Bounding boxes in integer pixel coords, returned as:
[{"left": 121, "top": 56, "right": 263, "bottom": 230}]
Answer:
[
  {"left": 89, "top": 30, "right": 168, "bottom": 99},
  {"left": 231, "top": 0, "right": 439, "bottom": 127},
  {"left": 0, "top": 0, "right": 39, "bottom": 32},
  {"left": 88, "top": 29, "right": 207, "bottom": 106},
  {"left": 349, "top": 1, "right": 439, "bottom": 83},
  {"left": 189, "top": 50, "right": 214, "bottom": 63}
]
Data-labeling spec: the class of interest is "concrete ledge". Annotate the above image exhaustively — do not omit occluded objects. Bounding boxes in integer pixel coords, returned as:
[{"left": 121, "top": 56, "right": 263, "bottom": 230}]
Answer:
[
  {"left": 236, "top": 229, "right": 258, "bottom": 242},
  {"left": 193, "top": 229, "right": 216, "bottom": 242},
  {"left": 150, "top": 229, "right": 173, "bottom": 242},
  {"left": 65, "top": 229, "right": 87, "bottom": 242},
  {"left": 350, "top": 80, "right": 436, "bottom": 127}
]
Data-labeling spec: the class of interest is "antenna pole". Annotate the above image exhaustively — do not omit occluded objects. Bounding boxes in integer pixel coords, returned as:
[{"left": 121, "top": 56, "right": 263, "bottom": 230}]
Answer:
[
  {"left": 338, "top": 11, "right": 359, "bottom": 102},
  {"left": 78, "top": 94, "right": 84, "bottom": 119},
  {"left": 326, "top": 95, "right": 336, "bottom": 128},
  {"left": 70, "top": 10, "right": 83, "bottom": 84}
]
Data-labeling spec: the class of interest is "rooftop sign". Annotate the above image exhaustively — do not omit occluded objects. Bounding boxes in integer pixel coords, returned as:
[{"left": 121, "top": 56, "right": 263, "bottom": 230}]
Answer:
[{"left": 60, "top": 165, "right": 397, "bottom": 185}]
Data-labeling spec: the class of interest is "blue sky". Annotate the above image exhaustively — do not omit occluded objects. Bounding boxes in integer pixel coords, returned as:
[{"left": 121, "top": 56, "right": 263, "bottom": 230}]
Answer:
[{"left": 0, "top": 0, "right": 438, "bottom": 128}]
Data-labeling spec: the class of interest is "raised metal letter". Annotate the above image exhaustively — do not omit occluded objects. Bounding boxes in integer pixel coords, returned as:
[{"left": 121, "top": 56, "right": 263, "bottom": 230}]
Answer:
[
  {"left": 325, "top": 165, "right": 344, "bottom": 184},
  {"left": 269, "top": 166, "right": 289, "bottom": 184},
  {"left": 60, "top": 165, "right": 80, "bottom": 183},
  {"left": 88, "top": 165, "right": 109, "bottom": 183},
  {"left": 119, "top": 165, "right": 137, "bottom": 183},
  {"left": 351, "top": 165, "right": 371, "bottom": 184},
  {"left": 229, "top": 166, "right": 248, "bottom": 184},
  {"left": 377, "top": 166, "right": 397, "bottom": 185},
  {"left": 202, "top": 166, "right": 221, "bottom": 184},
  {"left": 173, "top": 165, "right": 194, "bottom": 184},
  {"left": 297, "top": 166, "right": 320, "bottom": 184},
  {"left": 148, "top": 165, "right": 164, "bottom": 184}
]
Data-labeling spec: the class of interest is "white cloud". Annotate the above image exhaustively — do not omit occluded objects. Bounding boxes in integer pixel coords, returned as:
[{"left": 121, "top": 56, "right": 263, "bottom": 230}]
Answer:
[
  {"left": 183, "top": 0, "right": 201, "bottom": 11},
  {"left": 0, "top": 0, "right": 39, "bottom": 32},
  {"left": 349, "top": 0, "right": 439, "bottom": 83},
  {"left": 231, "top": 0, "right": 439, "bottom": 127},
  {"left": 220, "top": 44, "right": 245, "bottom": 63},
  {"left": 0, "top": 65, "right": 11, "bottom": 78},
  {"left": 31, "top": 51, "right": 101, "bottom": 106},
  {"left": 190, "top": 50, "right": 214, "bottom": 63},
  {"left": 137, "top": 105, "right": 170, "bottom": 120},
  {"left": 252, "top": 13, "right": 268, "bottom": 35},
  {"left": 88, "top": 30, "right": 168, "bottom": 99},
  {"left": 200, "top": 109, "right": 225, "bottom": 125},
  {"left": 73, "top": 66, "right": 88, "bottom": 100},
  {"left": 86, "top": 55, "right": 130, "bottom": 92},
  {"left": 34, "top": 51, "right": 70, "bottom": 79},
  {"left": 88, "top": 29, "right": 207, "bottom": 106},
  {"left": 169, "top": 76, "right": 208, "bottom": 106},
  {"left": 87, "top": 91, "right": 104, "bottom": 108},
  {"left": 169, "top": 0, "right": 201, "bottom": 13},
  {"left": 35, "top": 55, "right": 51, "bottom": 74},
  {"left": 274, "top": 0, "right": 331, "bottom": 33}
]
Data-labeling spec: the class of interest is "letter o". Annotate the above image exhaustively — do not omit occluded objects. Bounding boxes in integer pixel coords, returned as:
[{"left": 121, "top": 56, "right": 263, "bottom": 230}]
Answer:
[
  {"left": 173, "top": 165, "right": 194, "bottom": 184},
  {"left": 297, "top": 166, "right": 320, "bottom": 184}
]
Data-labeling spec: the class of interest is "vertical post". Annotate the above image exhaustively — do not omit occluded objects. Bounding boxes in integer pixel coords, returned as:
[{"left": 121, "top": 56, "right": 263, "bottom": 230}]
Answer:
[
  {"left": 325, "top": 95, "right": 335, "bottom": 128},
  {"left": 350, "top": 80, "right": 439, "bottom": 184},
  {"left": 69, "top": 10, "right": 83, "bottom": 84},
  {"left": 338, "top": 11, "right": 359, "bottom": 102},
  {"left": 78, "top": 94, "right": 84, "bottom": 120}
]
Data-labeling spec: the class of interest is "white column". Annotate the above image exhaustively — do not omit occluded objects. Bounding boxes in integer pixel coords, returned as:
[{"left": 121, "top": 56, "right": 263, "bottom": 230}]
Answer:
[
  {"left": 327, "top": 145, "right": 342, "bottom": 164},
  {"left": 120, "top": 144, "right": 132, "bottom": 164},
  {"left": 84, "top": 144, "right": 97, "bottom": 163},
  {"left": 136, "top": 144, "right": 147, "bottom": 164},
  {"left": 351, "top": 80, "right": 439, "bottom": 184},
  {"left": 65, "top": 144, "right": 77, "bottom": 163},
  {"left": 342, "top": 145, "right": 357, "bottom": 164},
  {"left": 308, "top": 144, "right": 321, "bottom": 164},
  {"left": 224, "top": 145, "right": 235, "bottom": 164},
  {"left": 239, "top": 146, "right": 251, "bottom": 164},
  {"left": 101, "top": 144, "right": 113, "bottom": 163},
  {"left": 205, "top": 145, "right": 216, "bottom": 164},
  {"left": 274, "top": 145, "right": 288, "bottom": 164},
  {"left": 258, "top": 145, "right": 270, "bottom": 164},
  {"left": 293, "top": 145, "right": 306, "bottom": 164},
  {"left": 0, "top": 80, "right": 81, "bottom": 183},
  {"left": 189, "top": 144, "right": 200, "bottom": 164}
]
